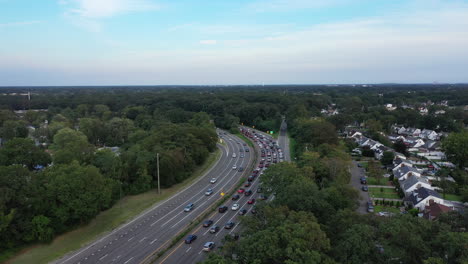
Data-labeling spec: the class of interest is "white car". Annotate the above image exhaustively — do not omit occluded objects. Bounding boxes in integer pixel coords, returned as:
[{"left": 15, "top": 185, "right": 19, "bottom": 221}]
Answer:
[
  {"left": 210, "top": 178, "right": 217, "bottom": 184},
  {"left": 205, "top": 188, "right": 214, "bottom": 196},
  {"left": 232, "top": 165, "right": 237, "bottom": 170},
  {"left": 203, "top": 242, "right": 215, "bottom": 252},
  {"left": 231, "top": 203, "right": 240, "bottom": 211}
]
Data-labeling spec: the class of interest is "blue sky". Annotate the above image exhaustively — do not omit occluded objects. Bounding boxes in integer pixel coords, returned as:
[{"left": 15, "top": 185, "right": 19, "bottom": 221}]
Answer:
[{"left": 1, "top": 0, "right": 468, "bottom": 85}]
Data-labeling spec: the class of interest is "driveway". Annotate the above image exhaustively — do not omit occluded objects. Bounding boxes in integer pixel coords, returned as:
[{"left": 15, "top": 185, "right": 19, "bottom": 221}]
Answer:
[{"left": 350, "top": 160, "right": 371, "bottom": 214}]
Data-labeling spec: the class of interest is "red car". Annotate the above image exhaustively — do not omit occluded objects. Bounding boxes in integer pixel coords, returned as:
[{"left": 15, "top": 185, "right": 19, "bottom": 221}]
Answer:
[
  {"left": 244, "top": 182, "right": 251, "bottom": 187},
  {"left": 247, "top": 199, "right": 255, "bottom": 204},
  {"left": 237, "top": 188, "right": 245, "bottom": 194}
]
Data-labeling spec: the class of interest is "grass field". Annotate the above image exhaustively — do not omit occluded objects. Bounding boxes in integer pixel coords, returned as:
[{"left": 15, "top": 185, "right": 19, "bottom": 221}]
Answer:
[
  {"left": 7, "top": 149, "right": 222, "bottom": 264},
  {"left": 444, "top": 194, "right": 463, "bottom": 202},
  {"left": 374, "top": 205, "right": 401, "bottom": 214},
  {"left": 369, "top": 187, "right": 400, "bottom": 199},
  {"left": 366, "top": 177, "right": 390, "bottom": 186},
  {"left": 235, "top": 133, "right": 255, "bottom": 148}
]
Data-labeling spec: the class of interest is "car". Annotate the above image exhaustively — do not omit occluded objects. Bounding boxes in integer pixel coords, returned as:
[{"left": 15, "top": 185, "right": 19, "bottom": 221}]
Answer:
[
  {"left": 259, "top": 164, "right": 264, "bottom": 168},
  {"left": 232, "top": 194, "right": 240, "bottom": 200},
  {"left": 244, "top": 190, "right": 253, "bottom": 196},
  {"left": 244, "top": 182, "right": 251, "bottom": 187},
  {"left": 239, "top": 209, "right": 248, "bottom": 215},
  {"left": 205, "top": 188, "right": 214, "bottom": 196},
  {"left": 218, "top": 206, "right": 228, "bottom": 213},
  {"left": 360, "top": 177, "right": 367, "bottom": 184},
  {"left": 251, "top": 207, "right": 257, "bottom": 214},
  {"left": 240, "top": 154, "right": 244, "bottom": 158},
  {"left": 185, "top": 234, "right": 197, "bottom": 244},
  {"left": 231, "top": 233, "right": 240, "bottom": 240},
  {"left": 239, "top": 148, "right": 244, "bottom": 152},
  {"left": 232, "top": 165, "right": 237, "bottom": 170},
  {"left": 236, "top": 141, "right": 240, "bottom": 144},
  {"left": 224, "top": 221, "right": 235, "bottom": 229},
  {"left": 237, "top": 188, "right": 245, "bottom": 194},
  {"left": 248, "top": 175, "right": 255, "bottom": 182},
  {"left": 259, "top": 194, "right": 268, "bottom": 200},
  {"left": 203, "top": 220, "right": 214, "bottom": 227},
  {"left": 247, "top": 198, "right": 255, "bottom": 204},
  {"left": 243, "top": 143, "right": 247, "bottom": 146},
  {"left": 238, "top": 167, "right": 244, "bottom": 172},
  {"left": 210, "top": 178, "right": 217, "bottom": 184},
  {"left": 265, "top": 163, "right": 270, "bottom": 167},
  {"left": 184, "top": 203, "right": 194, "bottom": 212},
  {"left": 357, "top": 163, "right": 363, "bottom": 167},
  {"left": 209, "top": 225, "right": 220, "bottom": 233},
  {"left": 245, "top": 148, "right": 249, "bottom": 152},
  {"left": 203, "top": 242, "right": 215, "bottom": 252},
  {"left": 232, "top": 153, "right": 237, "bottom": 158},
  {"left": 367, "top": 201, "right": 374, "bottom": 213},
  {"left": 231, "top": 203, "right": 240, "bottom": 210},
  {"left": 362, "top": 186, "right": 368, "bottom": 192}
]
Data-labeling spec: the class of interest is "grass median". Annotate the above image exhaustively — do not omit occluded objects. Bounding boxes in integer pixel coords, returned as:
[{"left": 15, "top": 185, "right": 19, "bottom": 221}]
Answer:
[{"left": 8, "top": 148, "right": 222, "bottom": 264}]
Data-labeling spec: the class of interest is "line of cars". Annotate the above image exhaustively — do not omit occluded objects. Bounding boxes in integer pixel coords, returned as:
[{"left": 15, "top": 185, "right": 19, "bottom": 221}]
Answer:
[
  {"left": 357, "top": 163, "right": 374, "bottom": 213},
  {"left": 180, "top": 128, "right": 279, "bottom": 256}
]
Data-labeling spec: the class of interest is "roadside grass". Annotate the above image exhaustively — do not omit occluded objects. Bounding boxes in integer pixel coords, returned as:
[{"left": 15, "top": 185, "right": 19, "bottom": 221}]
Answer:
[
  {"left": 369, "top": 187, "right": 400, "bottom": 199},
  {"left": 374, "top": 205, "right": 401, "bottom": 214},
  {"left": 235, "top": 133, "right": 255, "bottom": 149},
  {"left": 366, "top": 177, "right": 391, "bottom": 186},
  {"left": 444, "top": 194, "right": 463, "bottom": 202},
  {"left": 7, "top": 149, "right": 222, "bottom": 264}
]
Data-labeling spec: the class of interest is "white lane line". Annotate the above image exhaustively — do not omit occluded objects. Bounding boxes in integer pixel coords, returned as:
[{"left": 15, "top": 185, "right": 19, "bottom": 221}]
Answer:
[
  {"left": 123, "top": 257, "right": 134, "bottom": 264},
  {"left": 150, "top": 238, "right": 158, "bottom": 244},
  {"left": 139, "top": 237, "right": 147, "bottom": 243},
  {"left": 99, "top": 254, "right": 108, "bottom": 261},
  {"left": 58, "top": 142, "right": 230, "bottom": 264},
  {"left": 198, "top": 250, "right": 202, "bottom": 255},
  {"left": 170, "top": 199, "right": 209, "bottom": 228},
  {"left": 128, "top": 236, "right": 134, "bottom": 242},
  {"left": 186, "top": 247, "right": 192, "bottom": 253}
]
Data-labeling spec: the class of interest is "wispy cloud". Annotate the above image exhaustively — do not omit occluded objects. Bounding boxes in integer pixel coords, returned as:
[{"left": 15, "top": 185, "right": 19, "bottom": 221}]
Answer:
[
  {"left": 60, "top": 0, "right": 159, "bottom": 32},
  {"left": 0, "top": 20, "right": 42, "bottom": 28},
  {"left": 246, "top": 0, "right": 348, "bottom": 12}
]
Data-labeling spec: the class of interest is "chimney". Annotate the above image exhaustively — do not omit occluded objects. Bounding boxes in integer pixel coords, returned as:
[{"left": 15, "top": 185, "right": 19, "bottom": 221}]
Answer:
[{"left": 429, "top": 199, "right": 435, "bottom": 206}]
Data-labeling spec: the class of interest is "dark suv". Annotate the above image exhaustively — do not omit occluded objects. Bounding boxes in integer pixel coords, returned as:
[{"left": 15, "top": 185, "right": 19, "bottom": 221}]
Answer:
[{"left": 219, "top": 206, "right": 228, "bottom": 213}]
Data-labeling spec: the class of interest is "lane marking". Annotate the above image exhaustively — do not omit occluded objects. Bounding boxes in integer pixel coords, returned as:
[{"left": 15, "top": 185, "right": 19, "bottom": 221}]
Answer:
[
  {"left": 128, "top": 237, "right": 134, "bottom": 242},
  {"left": 150, "top": 238, "right": 158, "bottom": 245},
  {"left": 186, "top": 247, "right": 192, "bottom": 253},
  {"left": 139, "top": 237, "right": 147, "bottom": 243},
  {"left": 99, "top": 254, "right": 108, "bottom": 261},
  {"left": 124, "top": 257, "right": 134, "bottom": 264}
]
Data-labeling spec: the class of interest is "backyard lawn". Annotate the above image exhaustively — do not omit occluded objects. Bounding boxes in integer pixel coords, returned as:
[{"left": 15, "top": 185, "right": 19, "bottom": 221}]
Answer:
[
  {"left": 373, "top": 205, "right": 401, "bottom": 214},
  {"left": 369, "top": 187, "right": 401, "bottom": 199},
  {"left": 444, "top": 194, "right": 463, "bottom": 202}
]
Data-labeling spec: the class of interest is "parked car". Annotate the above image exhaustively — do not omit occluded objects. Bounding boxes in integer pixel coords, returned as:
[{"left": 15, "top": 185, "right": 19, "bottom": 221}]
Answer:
[
  {"left": 362, "top": 186, "right": 369, "bottom": 192},
  {"left": 205, "top": 188, "right": 214, "bottom": 196},
  {"left": 203, "top": 220, "right": 213, "bottom": 227},
  {"left": 203, "top": 242, "right": 215, "bottom": 252},
  {"left": 210, "top": 178, "right": 217, "bottom": 184},
  {"left": 244, "top": 190, "right": 253, "bottom": 196},
  {"left": 244, "top": 182, "right": 251, "bottom": 187},
  {"left": 184, "top": 203, "right": 194, "bottom": 212},
  {"left": 360, "top": 177, "right": 367, "bottom": 184},
  {"left": 185, "top": 234, "right": 197, "bottom": 244},
  {"left": 367, "top": 201, "right": 374, "bottom": 213},
  {"left": 209, "top": 225, "right": 220, "bottom": 233},
  {"left": 231, "top": 203, "right": 240, "bottom": 211},
  {"left": 357, "top": 163, "right": 363, "bottom": 167},
  {"left": 218, "top": 206, "right": 228, "bottom": 213},
  {"left": 224, "top": 221, "right": 235, "bottom": 229},
  {"left": 232, "top": 194, "right": 240, "bottom": 200}
]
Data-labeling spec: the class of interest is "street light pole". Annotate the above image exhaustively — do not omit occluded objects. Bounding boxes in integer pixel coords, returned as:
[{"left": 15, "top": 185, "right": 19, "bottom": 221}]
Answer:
[{"left": 157, "top": 153, "right": 161, "bottom": 195}]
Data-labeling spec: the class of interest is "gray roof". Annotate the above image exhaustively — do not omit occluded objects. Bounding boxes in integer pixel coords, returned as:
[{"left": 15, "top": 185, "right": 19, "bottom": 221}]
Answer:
[
  {"left": 406, "top": 187, "right": 441, "bottom": 206},
  {"left": 394, "top": 166, "right": 420, "bottom": 179},
  {"left": 401, "top": 176, "right": 430, "bottom": 192}
]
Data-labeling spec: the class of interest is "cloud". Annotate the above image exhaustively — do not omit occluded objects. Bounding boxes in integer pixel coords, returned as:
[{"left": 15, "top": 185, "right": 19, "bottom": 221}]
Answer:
[
  {"left": 0, "top": 20, "right": 41, "bottom": 28},
  {"left": 246, "top": 0, "right": 347, "bottom": 12},
  {"left": 199, "top": 40, "right": 217, "bottom": 45}
]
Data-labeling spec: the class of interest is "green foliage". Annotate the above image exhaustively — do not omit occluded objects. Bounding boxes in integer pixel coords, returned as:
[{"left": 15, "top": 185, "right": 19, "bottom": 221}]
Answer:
[
  {"left": 50, "top": 128, "right": 94, "bottom": 164},
  {"left": 443, "top": 131, "right": 468, "bottom": 168},
  {"left": 380, "top": 151, "right": 395, "bottom": 166},
  {"left": 0, "top": 138, "right": 51, "bottom": 170}
]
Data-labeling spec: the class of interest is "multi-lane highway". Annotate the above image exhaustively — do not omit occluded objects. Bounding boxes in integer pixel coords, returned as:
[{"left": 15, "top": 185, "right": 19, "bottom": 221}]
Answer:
[
  {"left": 157, "top": 127, "right": 283, "bottom": 264},
  {"left": 278, "top": 119, "right": 291, "bottom": 162},
  {"left": 54, "top": 130, "right": 254, "bottom": 264}
]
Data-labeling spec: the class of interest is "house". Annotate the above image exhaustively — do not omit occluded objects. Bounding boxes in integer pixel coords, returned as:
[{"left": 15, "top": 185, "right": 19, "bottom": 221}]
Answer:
[
  {"left": 434, "top": 110, "right": 446, "bottom": 115},
  {"left": 422, "top": 140, "right": 441, "bottom": 151},
  {"left": 423, "top": 201, "right": 453, "bottom": 220},
  {"left": 386, "top": 104, "right": 397, "bottom": 111},
  {"left": 417, "top": 151, "right": 446, "bottom": 161},
  {"left": 388, "top": 134, "right": 405, "bottom": 142},
  {"left": 374, "top": 145, "right": 392, "bottom": 160},
  {"left": 405, "top": 187, "right": 445, "bottom": 211},
  {"left": 394, "top": 165, "right": 421, "bottom": 181},
  {"left": 392, "top": 161, "right": 413, "bottom": 174},
  {"left": 419, "top": 107, "right": 429, "bottom": 115},
  {"left": 420, "top": 129, "right": 438, "bottom": 140},
  {"left": 400, "top": 175, "right": 432, "bottom": 196}
]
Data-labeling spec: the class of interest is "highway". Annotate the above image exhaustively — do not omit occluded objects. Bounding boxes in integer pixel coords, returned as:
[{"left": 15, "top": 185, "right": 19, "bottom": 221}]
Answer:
[
  {"left": 53, "top": 130, "right": 254, "bottom": 264},
  {"left": 157, "top": 127, "right": 283, "bottom": 264},
  {"left": 278, "top": 119, "right": 291, "bottom": 162}
]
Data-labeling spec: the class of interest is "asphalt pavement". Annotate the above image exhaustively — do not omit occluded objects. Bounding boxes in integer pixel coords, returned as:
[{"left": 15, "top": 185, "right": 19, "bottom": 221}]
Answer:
[
  {"left": 157, "top": 128, "right": 281, "bottom": 264},
  {"left": 350, "top": 160, "right": 370, "bottom": 214},
  {"left": 53, "top": 130, "right": 254, "bottom": 264},
  {"left": 277, "top": 119, "right": 291, "bottom": 162}
]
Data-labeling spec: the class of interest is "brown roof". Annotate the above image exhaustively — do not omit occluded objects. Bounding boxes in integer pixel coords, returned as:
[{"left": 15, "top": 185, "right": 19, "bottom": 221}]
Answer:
[{"left": 423, "top": 200, "right": 452, "bottom": 220}]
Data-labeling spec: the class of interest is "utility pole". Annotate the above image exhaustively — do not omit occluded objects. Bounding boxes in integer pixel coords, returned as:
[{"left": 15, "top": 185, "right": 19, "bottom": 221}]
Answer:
[{"left": 157, "top": 153, "right": 161, "bottom": 195}]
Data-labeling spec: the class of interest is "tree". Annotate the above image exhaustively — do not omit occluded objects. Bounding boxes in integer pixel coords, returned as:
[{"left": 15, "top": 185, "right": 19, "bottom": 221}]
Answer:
[
  {"left": 0, "top": 138, "right": 51, "bottom": 170},
  {"left": 443, "top": 131, "right": 468, "bottom": 168},
  {"left": 368, "top": 160, "right": 383, "bottom": 185},
  {"left": 393, "top": 140, "right": 408, "bottom": 155},
  {"left": 0, "top": 120, "right": 28, "bottom": 140},
  {"left": 381, "top": 151, "right": 395, "bottom": 166},
  {"left": 50, "top": 128, "right": 94, "bottom": 164}
]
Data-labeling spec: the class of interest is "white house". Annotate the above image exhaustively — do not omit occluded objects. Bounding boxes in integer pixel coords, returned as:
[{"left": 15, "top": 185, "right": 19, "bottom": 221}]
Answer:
[
  {"left": 403, "top": 128, "right": 421, "bottom": 137},
  {"left": 394, "top": 165, "right": 421, "bottom": 181},
  {"left": 392, "top": 161, "right": 414, "bottom": 175},
  {"left": 400, "top": 175, "right": 433, "bottom": 196},
  {"left": 405, "top": 187, "right": 445, "bottom": 211},
  {"left": 420, "top": 129, "right": 438, "bottom": 140}
]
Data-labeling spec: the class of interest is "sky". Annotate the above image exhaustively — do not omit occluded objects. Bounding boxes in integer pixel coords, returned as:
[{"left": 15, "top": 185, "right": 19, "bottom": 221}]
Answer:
[{"left": 1, "top": 0, "right": 468, "bottom": 85}]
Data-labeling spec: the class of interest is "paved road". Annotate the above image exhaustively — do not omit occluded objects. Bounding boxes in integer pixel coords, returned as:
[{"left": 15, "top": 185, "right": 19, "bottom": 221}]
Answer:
[
  {"left": 277, "top": 119, "right": 291, "bottom": 162},
  {"left": 350, "top": 161, "right": 370, "bottom": 214},
  {"left": 54, "top": 130, "right": 254, "bottom": 264},
  {"left": 157, "top": 128, "right": 281, "bottom": 264}
]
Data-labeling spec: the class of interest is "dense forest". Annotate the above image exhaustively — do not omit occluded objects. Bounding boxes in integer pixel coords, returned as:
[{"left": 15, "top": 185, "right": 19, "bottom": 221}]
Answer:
[{"left": 0, "top": 85, "right": 467, "bottom": 262}]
